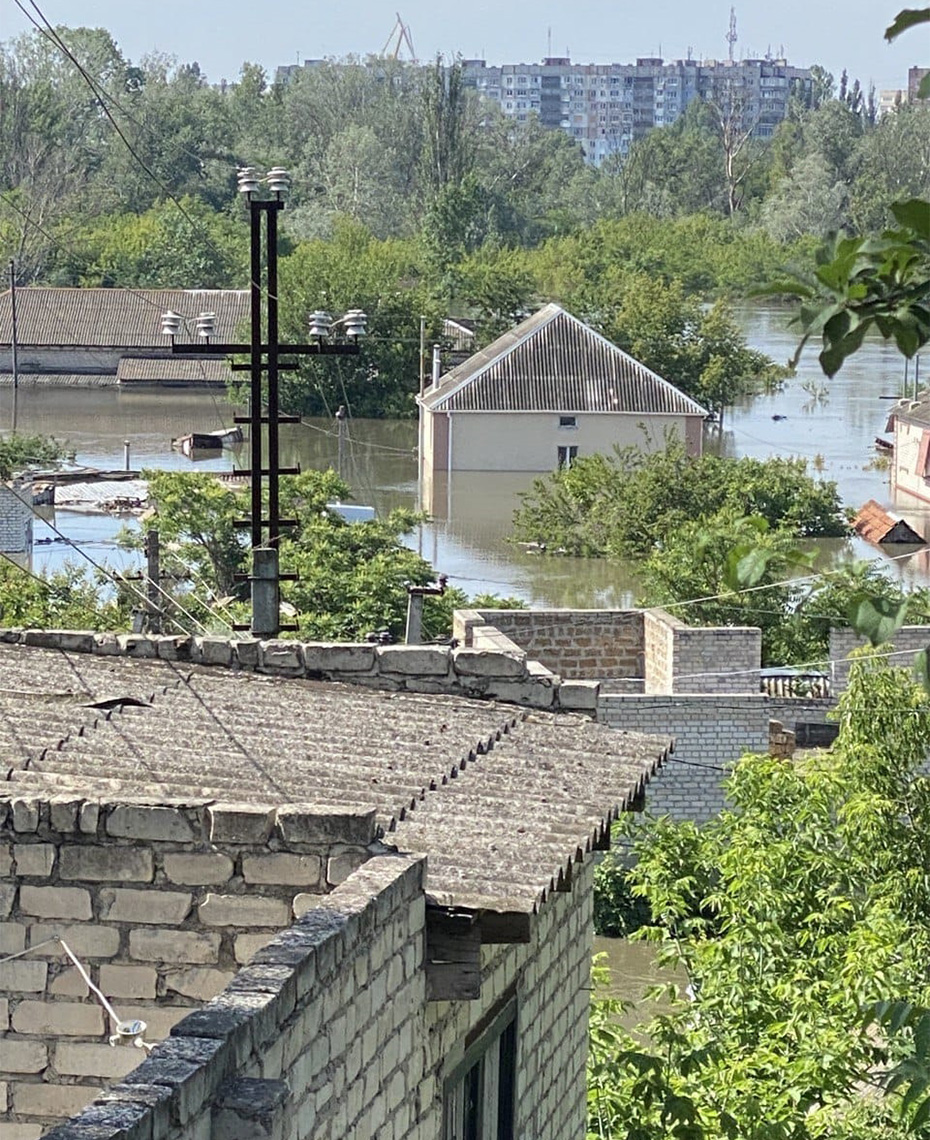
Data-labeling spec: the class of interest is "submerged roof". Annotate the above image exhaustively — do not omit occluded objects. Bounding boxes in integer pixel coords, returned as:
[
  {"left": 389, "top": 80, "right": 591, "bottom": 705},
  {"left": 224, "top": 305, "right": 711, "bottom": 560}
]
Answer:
[
  {"left": 0, "top": 643, "right": 666, "bottom": 916},
  {"left": 853, "top": 499, "right": 925, "bottom": 545},
  {"left": 116, "top": 357, "right": 232, "bottom": 384},
  {"left": 421, "top": 302, "right": 708, "bottom": 416},
  {"left": 0, "top": 288, "right": 248, "bottom": 348}
]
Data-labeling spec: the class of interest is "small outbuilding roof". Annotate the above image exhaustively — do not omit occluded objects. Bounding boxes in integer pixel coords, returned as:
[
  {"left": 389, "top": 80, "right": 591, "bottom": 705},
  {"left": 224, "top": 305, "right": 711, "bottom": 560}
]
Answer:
[
  {"left": 0, "top": 288, "right": 249, "bottom": 349},
  {"left": 0, "top": 643, "right": 667, "bottom": 918},
  {"left": 421, "top": 302, "right": 708, "bottom": 416}
]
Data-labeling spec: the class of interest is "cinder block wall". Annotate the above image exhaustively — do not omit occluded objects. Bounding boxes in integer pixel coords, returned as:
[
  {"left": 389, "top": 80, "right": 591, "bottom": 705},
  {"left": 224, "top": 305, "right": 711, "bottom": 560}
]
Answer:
[
  {"left": 21, "top": 854, "right": 596, "bottom": 1140},
  {"left": 464, "top": 609, "right": 645, "bottom": 688},
  {"left": 600, "top": 695, "right": 835, "bottom": 822},
  {"left": 0, "top": 796, "right": 374, "bottom": 1137}
]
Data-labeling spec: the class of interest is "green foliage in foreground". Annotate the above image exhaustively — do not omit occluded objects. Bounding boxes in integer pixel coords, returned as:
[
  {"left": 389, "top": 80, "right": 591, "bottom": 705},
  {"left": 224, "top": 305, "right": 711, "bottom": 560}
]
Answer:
[
  {"left": 0, "top": 560, "right": 129, "bottom": 630},
  {"left": 589, "top": 654, "right": 930, "bottom": 1138},
  {"left": 513, "top": 445, "right": 847, "bottom": 559},
  {"left": 765, "top": 198, "right": 930, "bottom": 377}
]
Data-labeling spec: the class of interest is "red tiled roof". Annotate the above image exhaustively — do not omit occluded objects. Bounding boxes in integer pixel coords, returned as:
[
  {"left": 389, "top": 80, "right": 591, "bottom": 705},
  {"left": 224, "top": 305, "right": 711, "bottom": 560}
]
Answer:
[{"left": 853, "top": 499, "right": 924, "bottom": 545}]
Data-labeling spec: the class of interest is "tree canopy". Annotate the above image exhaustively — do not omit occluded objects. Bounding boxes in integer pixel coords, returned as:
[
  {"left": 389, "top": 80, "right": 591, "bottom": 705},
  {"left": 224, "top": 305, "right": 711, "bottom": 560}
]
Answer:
[{"left": 590, "top": 653, "right": 930, "bottom": 1138}]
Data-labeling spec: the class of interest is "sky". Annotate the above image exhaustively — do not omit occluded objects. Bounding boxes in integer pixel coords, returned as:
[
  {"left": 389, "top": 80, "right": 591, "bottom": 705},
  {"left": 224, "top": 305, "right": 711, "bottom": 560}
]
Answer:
[{"left": 1, "top": 0, "right": 926, "bottom": 91}]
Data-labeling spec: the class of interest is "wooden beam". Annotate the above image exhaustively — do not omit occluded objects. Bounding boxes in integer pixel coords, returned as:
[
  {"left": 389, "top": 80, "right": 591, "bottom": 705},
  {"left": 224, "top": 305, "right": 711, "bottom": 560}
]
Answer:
[
  {"left": 426, "top": 908, "right": 481, "bottom": 1000},
  {"left": 477, "top": 910, "right": 532, "bottom": 944}
]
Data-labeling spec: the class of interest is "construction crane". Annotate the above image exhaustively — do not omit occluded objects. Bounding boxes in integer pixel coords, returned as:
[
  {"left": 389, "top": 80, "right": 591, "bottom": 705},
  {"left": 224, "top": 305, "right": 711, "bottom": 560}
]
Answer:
[
  {"left": 726, "top": 7, "right": 738, "bottom": 62},
  {"left": 382, "top": 13, "right": 417, "bottom": 62}
]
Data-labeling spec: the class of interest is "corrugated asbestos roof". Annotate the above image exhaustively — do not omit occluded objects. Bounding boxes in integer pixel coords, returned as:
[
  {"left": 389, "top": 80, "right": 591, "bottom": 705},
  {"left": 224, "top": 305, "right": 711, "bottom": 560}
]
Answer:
[
  {"left": 421, "top": 303, "right": 708, "bottom": 416},
  {"left": 0, "top": 288, "right": 249, "bottom": 348},
  {"left": 0, "top": 644, "right": 667, "bottom": 915}
]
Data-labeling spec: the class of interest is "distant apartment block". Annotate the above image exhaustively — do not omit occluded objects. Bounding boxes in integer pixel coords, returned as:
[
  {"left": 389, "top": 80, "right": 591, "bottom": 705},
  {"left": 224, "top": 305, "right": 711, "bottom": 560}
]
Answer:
[
  {"left": 908, "top": 65, "right": 929, "bottom": 101},
  {"left": 273, "top": 53, "right": 813, "bottom": 166},
  {"left": 461, "top": 55, "right": 813, "bottom": 164},
  {"left": 877, "top": 66, "right": 928, "bottom": 118}
]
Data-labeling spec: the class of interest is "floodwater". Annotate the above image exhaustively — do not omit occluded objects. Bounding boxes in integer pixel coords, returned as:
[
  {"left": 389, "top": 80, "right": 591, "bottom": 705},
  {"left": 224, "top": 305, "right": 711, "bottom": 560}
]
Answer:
[{"left": 2, "top": 304, "right": 924, "bottom": 595}]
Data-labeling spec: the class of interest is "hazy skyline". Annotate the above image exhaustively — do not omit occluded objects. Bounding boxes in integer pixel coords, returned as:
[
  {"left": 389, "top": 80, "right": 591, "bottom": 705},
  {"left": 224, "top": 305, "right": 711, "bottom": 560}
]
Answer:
[{"left": 1, "top": 0, "right": 925, "bottom": 91}]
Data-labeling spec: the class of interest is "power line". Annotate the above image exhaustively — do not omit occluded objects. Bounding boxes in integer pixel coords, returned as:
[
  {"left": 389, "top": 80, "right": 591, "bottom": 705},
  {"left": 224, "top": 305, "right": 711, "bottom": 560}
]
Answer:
[
  {"left": 20, "top": 494, "right": 229, "bottom": 637},
  {"left": 11, "top": 2, "right": 264, "bottom": 301}
]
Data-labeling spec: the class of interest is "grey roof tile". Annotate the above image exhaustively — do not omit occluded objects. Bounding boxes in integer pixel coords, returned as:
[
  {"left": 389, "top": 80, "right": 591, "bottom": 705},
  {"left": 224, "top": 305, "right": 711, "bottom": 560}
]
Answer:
[
  {"left": 0, "top": 643, "right": 667, "bottom": 914},
  {"left": 421, "top": 303, "right": 708, "bottom": 416},
  {"left": 0, "top": 288, "right": 249, "bottom": 348}
]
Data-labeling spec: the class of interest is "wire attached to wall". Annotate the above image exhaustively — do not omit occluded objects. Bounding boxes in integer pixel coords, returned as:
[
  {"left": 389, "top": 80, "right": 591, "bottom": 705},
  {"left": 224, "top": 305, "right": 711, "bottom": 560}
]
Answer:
[{"left": 0, "top": 936, "right": 154, "bottom": 1051}]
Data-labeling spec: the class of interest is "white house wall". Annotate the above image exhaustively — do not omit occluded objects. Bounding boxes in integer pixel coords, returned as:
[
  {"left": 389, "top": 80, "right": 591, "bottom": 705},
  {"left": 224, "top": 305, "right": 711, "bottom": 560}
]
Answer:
[
  {"left": 446, "top": 411, "right": 702, "bottom": 471},
  {"left": 894, "top": 416, "right": 930, "bottom": 504}
]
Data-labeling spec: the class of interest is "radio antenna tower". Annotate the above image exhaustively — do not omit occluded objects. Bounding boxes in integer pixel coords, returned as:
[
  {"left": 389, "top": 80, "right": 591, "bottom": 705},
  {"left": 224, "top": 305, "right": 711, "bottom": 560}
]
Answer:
[{"left": 726, "top": 7, "right": 738, "bottom": 62}]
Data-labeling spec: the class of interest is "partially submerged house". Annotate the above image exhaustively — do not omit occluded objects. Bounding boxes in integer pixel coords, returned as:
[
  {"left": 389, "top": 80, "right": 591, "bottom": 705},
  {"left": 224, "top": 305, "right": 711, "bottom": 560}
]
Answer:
[
  {"left": 889, "top": 396, "right": 930, "bottom": 504},
  {"left": 418, "top": 303, "right": 707, "bottom": 485},
  {"left": 0, "top": 631, "right": 666, "bottom": 1139},
  {"left": 0, "top": 288, "right": 248, "bottom": 387}
]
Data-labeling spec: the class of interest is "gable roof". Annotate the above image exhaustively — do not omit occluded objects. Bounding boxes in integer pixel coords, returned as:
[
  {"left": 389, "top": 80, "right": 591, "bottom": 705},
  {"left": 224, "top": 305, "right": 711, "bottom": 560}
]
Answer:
[
  {"left": 421, "top": 303, "right": 708, "bottom": 416},
  {"left": 0, "top": 288, "right": 249, "bottom": 349},
  {"left": 0, "top": 641, "right": 666, "bottom": 917},
  {"left": 853, "top": 499, "right": 925, "bottom": 545}
]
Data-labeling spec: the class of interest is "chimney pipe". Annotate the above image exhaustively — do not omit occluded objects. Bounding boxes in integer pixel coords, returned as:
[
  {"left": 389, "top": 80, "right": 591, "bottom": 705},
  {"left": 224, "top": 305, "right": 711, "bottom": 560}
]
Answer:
[{"left": 432, "top": 344, "right": 441, "bottom": 387}]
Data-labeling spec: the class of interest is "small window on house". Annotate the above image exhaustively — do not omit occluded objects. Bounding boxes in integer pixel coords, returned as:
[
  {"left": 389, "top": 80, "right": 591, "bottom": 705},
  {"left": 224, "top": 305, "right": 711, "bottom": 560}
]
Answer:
[
  {"left": 559, "top": 415, "right": 577, "bottom": 428},
  {"left": 443, "top": 1000, "right": 516, "bottom": 1140},
  {"left": 557, "top": 445, "right": 578, "bottom": 469}
]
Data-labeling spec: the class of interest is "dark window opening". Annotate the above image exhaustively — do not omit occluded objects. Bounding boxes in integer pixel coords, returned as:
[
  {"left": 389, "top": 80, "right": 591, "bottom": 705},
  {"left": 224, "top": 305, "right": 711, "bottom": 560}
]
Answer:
[
  {"left": 559, "top": 415, "right": 577, "bottom": 428},
  {"left": 444, "top": 1000, "right": 517, "bottom": 1140},
  {"left": 557, "top": 445, "right": 578, "bottom": 469}
]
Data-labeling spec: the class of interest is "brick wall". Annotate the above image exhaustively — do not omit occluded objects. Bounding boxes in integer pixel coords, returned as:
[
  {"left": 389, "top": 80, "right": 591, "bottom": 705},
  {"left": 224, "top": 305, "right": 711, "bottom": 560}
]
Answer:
[
  {"left": 0, "top": 483, "right": 33, "bottom": 555},
  {"left": 642, "top": 609, "right": 679, "bottom": 694},
  {"left": 19, "top": 853, "right": 596, "bottom": 1140},
  {"left": 669, "top": 625, "right": 761, "bottom": 694},
  {"left": 1, "top": 796, "right": 374, "bottom": 1137},
  {"left": 599, "top": 695, "right": 835, "bottom": 823},
  {"left": 463, "top": 609, "right": 644, "bottom": 689},
  {"left": 829, "top": 626, "right": 930, "bottom": 690},
  {"left": 460, "top": 608, "right": 762, "bottom": 696}
]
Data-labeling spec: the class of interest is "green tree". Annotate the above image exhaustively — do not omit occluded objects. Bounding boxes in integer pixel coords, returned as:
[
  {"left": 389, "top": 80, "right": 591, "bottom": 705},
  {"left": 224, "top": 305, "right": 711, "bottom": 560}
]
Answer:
[
  {"left": 277, "top": 219, "right": 444, "bottom": 418},
  {"left": 513, "top": 446, "right": 844, "bottom": 561},
  {"left": 0, "top": 432, "right": 64, "bottom": 477},
  {"left": 589, "top": 653, "right": 930, "bottom": 1138},
  {"left": 143, "top": 470, "right": 248, "bottom": 600},
  {"left": 0, "top": 560, "right": 129, "bottom": 630}
]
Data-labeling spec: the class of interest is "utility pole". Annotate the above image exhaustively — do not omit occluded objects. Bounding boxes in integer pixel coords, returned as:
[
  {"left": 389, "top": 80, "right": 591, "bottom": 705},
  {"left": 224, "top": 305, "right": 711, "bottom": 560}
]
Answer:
[
  {"left": 9, "top": 259, "right": 19, "bottom": 432},
  {"left": 165, "top": 167, "right": 365, "bottom": 639},
  {"left": 145, "top": 528, "right": 161, "bottom": 634},
  {"left": 335, "top": 404, "right": 347, "bottom": 478}
]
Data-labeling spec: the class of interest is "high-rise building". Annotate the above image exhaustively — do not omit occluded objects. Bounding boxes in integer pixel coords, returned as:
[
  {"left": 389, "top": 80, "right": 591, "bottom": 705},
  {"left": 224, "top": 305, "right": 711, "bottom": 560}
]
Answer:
[{"left": 462, "top": 55, "right": 812, "bottom": 165}]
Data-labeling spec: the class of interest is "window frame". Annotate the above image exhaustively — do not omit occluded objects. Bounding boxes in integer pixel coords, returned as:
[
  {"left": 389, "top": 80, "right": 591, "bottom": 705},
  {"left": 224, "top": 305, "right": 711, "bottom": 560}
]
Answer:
[{"left": 442, "top": 996, "right": 517, "bottom": 1140}]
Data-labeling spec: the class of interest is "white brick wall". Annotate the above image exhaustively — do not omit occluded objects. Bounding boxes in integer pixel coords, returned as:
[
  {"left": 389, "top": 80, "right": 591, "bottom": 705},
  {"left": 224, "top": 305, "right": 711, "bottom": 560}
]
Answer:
[
  {"left": 0, "top": 483, "right": 32, "bottom": 555},
  {"left": 600, "top": 695, "right": 834, "bottom": 823},
  {"left": 27, "top": 853, "right": 597, "bottom": 1140}
]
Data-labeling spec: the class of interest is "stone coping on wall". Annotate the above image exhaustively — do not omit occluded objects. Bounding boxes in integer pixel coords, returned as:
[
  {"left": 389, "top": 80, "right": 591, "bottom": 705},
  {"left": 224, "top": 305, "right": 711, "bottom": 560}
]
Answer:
[
  {"left": 0, "top": 627, "right": 601, "bottom": 715},
  {"left": 29, "top": 852, "right": 428, "bottom": 1140}
]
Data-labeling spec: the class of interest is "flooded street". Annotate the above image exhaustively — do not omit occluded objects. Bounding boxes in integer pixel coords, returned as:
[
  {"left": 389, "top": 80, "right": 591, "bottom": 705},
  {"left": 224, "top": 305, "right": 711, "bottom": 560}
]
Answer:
[{"left": 2, "top": 304, "right": 923, "bottom": 595}]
